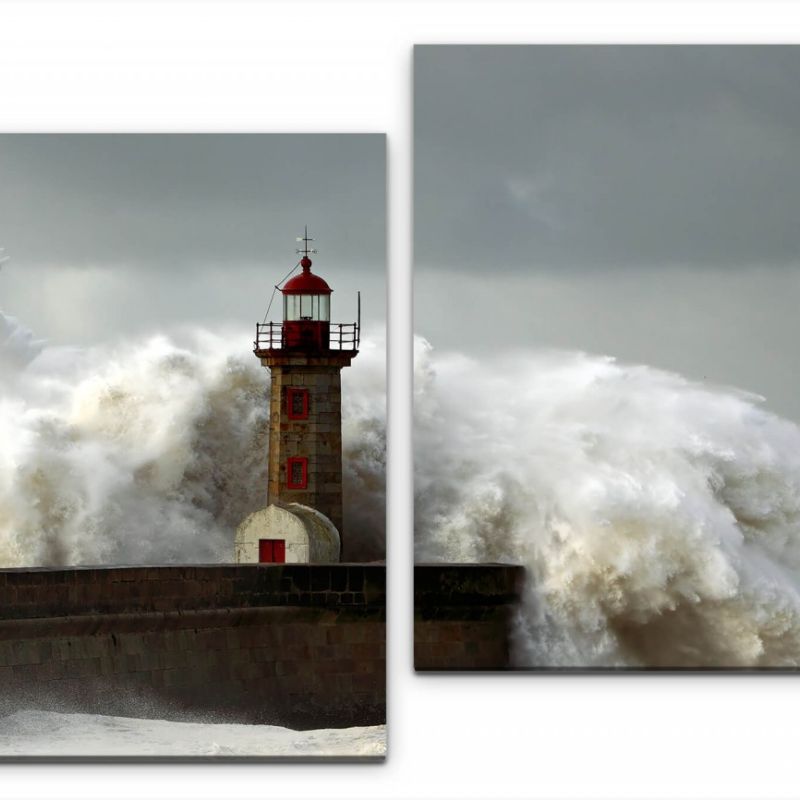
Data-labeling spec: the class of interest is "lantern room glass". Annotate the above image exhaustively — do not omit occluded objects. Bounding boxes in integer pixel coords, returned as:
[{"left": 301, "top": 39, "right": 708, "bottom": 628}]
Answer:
[{"left": 284, "top": 294, "right": 330, "bottom": 321}]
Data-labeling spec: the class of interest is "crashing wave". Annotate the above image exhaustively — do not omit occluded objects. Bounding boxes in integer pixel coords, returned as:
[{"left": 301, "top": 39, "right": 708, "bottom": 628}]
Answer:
[
  {"left": 0, "top": 312, "right": 385, "bottom": 567},
  {"left": 414, "top": 337, "right": 800, "bottom": 668}
]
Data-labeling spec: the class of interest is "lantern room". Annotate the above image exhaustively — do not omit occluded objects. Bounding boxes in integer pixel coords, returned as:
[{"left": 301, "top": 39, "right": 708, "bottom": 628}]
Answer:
[
  {"left": 283, "top": 257, "right": 332, "bottom": 321},
  {"left": 253, "top": 227, "right": 360, "bottom": 357},
  {"left": 281, "top": 255, "right": 332, "bottom": 350}
]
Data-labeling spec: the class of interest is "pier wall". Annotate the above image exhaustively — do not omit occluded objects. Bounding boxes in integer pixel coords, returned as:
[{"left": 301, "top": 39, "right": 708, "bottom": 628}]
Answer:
[
  {"left": 0, "top": 562, "right": 524, "bottom": 727},
  {"left": 414, "top": 563, "right": 525, "bottom": 671},
  {"left": 0, "top": 564, "right": 385, "bottom": 729}
]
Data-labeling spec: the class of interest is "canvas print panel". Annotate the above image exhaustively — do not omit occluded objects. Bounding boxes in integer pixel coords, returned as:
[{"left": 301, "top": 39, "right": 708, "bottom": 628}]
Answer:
[
  {"left": 0, "top": 133, "right": 386, "bottom": 757},
  {"left": 414, "top": 45, "right": 800, "bottom": 670}
]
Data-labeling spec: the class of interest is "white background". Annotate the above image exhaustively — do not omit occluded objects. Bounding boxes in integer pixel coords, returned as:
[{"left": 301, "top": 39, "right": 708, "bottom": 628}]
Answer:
[{"left": 3, "top": 2, "right": 800, "bottom": 798}]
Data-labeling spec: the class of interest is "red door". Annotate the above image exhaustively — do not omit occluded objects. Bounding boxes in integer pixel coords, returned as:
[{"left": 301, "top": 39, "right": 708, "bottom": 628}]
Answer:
[
  {"left": 258, "top": 539, "right": 286, "bottom": 563},
  {"left": 273, "top": 539, "right": 286, "bottom": 562}
]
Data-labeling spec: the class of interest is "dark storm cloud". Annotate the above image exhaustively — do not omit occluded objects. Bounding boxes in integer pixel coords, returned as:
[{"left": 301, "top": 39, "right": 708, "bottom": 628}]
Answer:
[
  {"left": 0, "top": 135, "right": 384, "bottom": 345},
  {"left": 415, "top": 46, "right": 800, "bottom": 271},
  {"left": 0, "top": 134, "right": 384, "bottom": 272},
  {"left": 414, "top": 46, "right": 800, "bottom": 424}
]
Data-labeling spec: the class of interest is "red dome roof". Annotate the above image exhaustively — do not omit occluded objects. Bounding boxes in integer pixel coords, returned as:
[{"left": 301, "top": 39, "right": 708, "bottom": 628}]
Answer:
[{"left": 282, "top": 258, "right": 332, "bottom": 295}]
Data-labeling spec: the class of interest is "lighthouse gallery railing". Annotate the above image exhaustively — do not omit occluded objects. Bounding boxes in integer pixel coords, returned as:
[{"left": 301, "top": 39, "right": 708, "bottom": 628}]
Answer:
[{"left": 254, "top": 322, "right": 360, "bottom": 353}]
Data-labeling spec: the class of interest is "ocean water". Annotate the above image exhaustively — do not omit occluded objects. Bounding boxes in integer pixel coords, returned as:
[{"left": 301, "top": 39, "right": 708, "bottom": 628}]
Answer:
[
  {"left": 0, "top": 710, "right": 386, "bottom": 757},
  {"left": 414, "top": 337, "right": 800, "bottom": 668}
]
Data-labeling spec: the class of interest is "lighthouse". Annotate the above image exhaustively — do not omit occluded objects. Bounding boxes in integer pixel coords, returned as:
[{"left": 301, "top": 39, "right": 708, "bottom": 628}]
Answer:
[{"left": 235, "top": 229, "right": 360, "bottom": 564}]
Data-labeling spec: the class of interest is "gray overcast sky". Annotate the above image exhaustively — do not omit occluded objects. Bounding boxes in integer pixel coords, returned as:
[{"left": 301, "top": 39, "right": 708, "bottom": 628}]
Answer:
[
  {"left": 0, "top": 134, "right": 385, "bottom": 344},
  {"left": 415, "top": 46, "right": 800, "bottom": 423}
]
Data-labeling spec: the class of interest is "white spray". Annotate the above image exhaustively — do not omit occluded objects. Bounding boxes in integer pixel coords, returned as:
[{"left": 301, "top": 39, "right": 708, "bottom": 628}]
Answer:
[
  {"left": 414, "top": 337, "right": 800, "bottom": 668},
  {"left": 0, "top": 312, "right": 386, "bottom": 568}
]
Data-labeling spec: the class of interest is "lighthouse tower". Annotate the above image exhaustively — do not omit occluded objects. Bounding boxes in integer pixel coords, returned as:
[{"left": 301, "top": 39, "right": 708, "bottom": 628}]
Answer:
[{"left": 235, "top": 229, "right": 360, "bottom": 564}]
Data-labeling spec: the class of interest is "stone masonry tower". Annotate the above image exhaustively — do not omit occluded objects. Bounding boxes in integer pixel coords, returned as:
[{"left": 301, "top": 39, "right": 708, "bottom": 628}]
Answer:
[{"left": 248, "top": 229, "right": 359, "bottom": 552}]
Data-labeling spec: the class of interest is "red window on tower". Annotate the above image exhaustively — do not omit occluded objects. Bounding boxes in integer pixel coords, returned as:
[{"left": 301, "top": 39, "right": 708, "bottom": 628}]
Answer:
[
  {"left": 287, "top": 387, "right": 309, "bottom": 420},
  {"left": 258, "top": 539, "right": 286, "bottom": 563},
  {"left": 286, "top": 457, "right": 308, "bottom": 489}
]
